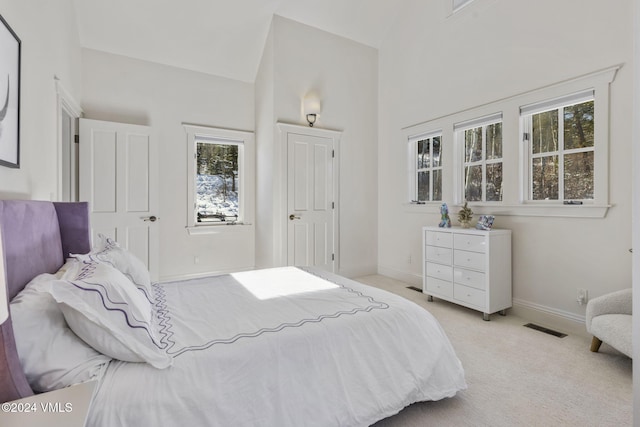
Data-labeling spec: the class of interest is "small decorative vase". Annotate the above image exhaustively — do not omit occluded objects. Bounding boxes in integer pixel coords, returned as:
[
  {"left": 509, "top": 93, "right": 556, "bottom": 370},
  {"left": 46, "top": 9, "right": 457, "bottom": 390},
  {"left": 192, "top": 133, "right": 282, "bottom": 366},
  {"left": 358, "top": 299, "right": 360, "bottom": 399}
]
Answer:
[{"left": 460, "top": 220, "right": 471, "bottom": 229}]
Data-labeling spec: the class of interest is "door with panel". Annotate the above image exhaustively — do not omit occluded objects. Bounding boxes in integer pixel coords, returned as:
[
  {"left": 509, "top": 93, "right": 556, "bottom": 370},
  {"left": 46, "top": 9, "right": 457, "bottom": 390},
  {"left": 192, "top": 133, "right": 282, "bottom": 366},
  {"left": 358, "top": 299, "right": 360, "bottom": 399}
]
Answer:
[
  {"left": 287, "top": 132, "right": 335, "bottom": 272},
  {"left": 79, "top": 118, "right": 159, "bottom": 280}
]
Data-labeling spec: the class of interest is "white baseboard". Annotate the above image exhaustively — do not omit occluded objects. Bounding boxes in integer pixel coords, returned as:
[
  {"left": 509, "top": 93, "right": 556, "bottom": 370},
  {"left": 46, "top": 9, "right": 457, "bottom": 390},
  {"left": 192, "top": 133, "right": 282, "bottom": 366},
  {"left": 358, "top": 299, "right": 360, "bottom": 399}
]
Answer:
[
  {"left": 512, "top": 298, "right": 588, "bottom": 338},
  {"left": 377, "top": 264, "right": 588, "bottom": 338},
  {"left": 377, "top": 265, "right": 422, "bottom": 287},
  {"left": 338, "top": 264, "right": 378, "bottom": 279}
]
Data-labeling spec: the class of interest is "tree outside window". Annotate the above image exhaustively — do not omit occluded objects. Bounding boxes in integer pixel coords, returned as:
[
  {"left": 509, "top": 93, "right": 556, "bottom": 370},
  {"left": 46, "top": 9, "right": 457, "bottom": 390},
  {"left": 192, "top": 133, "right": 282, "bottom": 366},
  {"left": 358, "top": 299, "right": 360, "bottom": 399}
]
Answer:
[
  {"left": 462, "top": 121, "right": 503, "bottom": 202},
  {"left": 528, "top": 100, "right": 594, "bottom": 201},
  {"left": 415, "top": 135, "right": 442, "bottom": 202},
  {"left": 196, "top": 141, "right": 240, "bottom": 223}
]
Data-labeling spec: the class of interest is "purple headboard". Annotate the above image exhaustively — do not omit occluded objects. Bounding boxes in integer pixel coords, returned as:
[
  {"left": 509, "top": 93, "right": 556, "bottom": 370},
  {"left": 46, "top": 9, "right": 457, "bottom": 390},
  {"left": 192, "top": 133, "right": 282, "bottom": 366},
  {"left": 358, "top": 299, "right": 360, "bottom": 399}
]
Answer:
[{"left": 0, "top": 200, "right": 91, "bottom": 403}]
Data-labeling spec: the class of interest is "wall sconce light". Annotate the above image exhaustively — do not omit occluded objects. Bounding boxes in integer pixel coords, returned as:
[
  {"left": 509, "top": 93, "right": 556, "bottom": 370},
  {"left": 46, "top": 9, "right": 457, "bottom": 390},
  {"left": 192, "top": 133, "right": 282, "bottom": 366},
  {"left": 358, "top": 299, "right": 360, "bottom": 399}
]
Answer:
[
  {"left": 303, "top": 94, "right": 321, "bottom": 127},
  {"left": 306, "top": 113, "right": 317, "bottom": 127}
]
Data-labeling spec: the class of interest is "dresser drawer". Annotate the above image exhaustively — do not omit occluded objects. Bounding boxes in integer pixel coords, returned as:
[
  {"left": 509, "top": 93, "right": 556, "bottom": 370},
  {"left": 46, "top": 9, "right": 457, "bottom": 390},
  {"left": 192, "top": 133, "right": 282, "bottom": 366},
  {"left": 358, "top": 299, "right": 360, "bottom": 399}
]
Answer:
[
  {"left": 425, "top": 277, "right": 453, "bottom": 298},
  {"left": 425, "top": 262, "right": 452, "bottom": 282},
  {"left": 423, "top": 226, "right": 511, "bottom": 320},
  {"left": 454, "top": 267, "right": 486, "bottom": 290},
  {"left": 454, "top": 233, "right": 486, "bottom": 253},
  {"left": 425, "top": 245, "right": 452, "bottom": 264},
  {"left": 425, "top": 231, "right": 453, "bottom": 248},
  {"left": 454, "top": 284, "right": 485, "bottom": 308},
  {"left": 454, "top": 249, "right": 486, "bottom": 271}
]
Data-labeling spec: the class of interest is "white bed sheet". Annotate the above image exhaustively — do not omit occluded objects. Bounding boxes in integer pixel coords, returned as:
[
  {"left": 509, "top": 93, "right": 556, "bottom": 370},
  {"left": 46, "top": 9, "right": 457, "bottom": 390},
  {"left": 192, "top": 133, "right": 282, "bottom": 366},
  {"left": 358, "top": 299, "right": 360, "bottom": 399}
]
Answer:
[{"left": 86, "top": 267, "right": 466, "bottom": 427}]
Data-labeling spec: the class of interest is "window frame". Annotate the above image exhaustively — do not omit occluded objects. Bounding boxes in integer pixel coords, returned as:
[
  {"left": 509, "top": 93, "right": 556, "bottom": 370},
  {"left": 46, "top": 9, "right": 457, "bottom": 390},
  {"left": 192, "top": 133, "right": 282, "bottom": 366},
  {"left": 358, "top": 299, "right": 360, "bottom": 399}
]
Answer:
[
  {"left": 402, "top": 65, "right": 617, "bottom": 218},
  {"left": 521, "top": 92, "right": 595, "bottom": 204},
  {"left": 408, "top": 130, "right": 443, "bottom": 204},
  {"left": 454, "top": 113, "right": 503, "bottom": 204},
  {"left": 184, "top": 124, "right": 255, "bottom": 234}
]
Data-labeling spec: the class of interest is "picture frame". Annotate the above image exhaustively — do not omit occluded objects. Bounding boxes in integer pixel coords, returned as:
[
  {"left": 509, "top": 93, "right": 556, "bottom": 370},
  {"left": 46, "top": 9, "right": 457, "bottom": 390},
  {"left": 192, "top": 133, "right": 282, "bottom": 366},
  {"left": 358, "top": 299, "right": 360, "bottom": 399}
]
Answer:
[
  {"left": 475, "top": 215, "right": 495, "bottom": 230},
  {"left": 0, "top": 13, "right": 20, "bottom": 168}
]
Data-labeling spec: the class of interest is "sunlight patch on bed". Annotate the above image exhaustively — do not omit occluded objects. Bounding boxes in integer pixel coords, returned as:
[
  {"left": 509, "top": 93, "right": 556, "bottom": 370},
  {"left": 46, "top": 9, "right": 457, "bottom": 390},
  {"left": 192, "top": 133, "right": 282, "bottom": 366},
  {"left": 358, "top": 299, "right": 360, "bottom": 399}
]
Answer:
[{"left": 231, "top": 267, "right": 338, "bottom": 300}]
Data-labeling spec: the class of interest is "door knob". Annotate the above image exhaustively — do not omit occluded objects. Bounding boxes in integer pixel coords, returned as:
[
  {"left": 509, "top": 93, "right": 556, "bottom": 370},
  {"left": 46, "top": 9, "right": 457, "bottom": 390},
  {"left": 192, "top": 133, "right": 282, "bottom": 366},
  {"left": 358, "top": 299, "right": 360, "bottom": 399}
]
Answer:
[
  {"left": 289, "top": 214, "right": 301, "bottom": 220},
  {"left": 143, "top": 215, "right": 158, "bottom": 222}
]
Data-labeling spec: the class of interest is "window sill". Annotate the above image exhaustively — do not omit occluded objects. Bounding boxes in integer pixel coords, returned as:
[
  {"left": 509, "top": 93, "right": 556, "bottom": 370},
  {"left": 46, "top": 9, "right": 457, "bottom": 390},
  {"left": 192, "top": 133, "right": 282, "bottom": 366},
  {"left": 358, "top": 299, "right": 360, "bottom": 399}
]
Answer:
[
  {"left": 186, "top": 223, "right": 253, "bottom": 236},
  {"left": 404, "top": 203, "right": 611, "bottom": 218}
]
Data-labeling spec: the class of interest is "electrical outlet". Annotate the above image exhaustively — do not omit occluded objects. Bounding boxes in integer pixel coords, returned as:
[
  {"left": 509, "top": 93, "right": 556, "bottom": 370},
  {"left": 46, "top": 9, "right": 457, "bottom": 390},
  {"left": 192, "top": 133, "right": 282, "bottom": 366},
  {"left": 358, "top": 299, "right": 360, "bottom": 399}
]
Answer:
[{"left": 577, "top": 288, "right": 588, "bottom": 305}]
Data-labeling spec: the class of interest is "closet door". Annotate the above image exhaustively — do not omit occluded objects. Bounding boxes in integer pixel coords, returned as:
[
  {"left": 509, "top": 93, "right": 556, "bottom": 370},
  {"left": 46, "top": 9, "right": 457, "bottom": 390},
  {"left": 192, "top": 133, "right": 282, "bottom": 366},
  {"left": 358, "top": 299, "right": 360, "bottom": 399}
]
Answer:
[
  {"left": 287, "top": 132, "right": 335, "bottom": 272},
  {"left": 79, "top": 118, "right": 159, "bottom": 280}
]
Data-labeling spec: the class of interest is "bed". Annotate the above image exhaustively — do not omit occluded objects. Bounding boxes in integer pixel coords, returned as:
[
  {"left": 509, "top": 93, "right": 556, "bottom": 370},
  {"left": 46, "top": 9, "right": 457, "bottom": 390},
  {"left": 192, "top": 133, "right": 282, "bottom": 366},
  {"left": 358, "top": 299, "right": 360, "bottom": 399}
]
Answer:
[{"left": 0, "top": 200, "right": 466, "bottom": 426}]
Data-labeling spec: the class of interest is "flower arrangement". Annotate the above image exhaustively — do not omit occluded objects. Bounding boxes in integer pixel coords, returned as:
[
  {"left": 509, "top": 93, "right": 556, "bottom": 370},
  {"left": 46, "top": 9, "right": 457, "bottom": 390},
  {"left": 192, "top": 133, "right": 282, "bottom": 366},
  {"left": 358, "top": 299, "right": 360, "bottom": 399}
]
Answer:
[{"left": 457, "top": 202, "right": 473, "bottom": 228}]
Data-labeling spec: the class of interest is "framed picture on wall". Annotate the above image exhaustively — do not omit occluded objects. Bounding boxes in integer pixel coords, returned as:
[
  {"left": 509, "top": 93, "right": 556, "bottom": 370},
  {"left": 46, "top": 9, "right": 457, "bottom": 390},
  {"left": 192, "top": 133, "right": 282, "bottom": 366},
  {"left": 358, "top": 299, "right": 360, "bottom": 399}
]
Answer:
[{"left": 0, "top": 14, "right": 20, "bottom": 168}]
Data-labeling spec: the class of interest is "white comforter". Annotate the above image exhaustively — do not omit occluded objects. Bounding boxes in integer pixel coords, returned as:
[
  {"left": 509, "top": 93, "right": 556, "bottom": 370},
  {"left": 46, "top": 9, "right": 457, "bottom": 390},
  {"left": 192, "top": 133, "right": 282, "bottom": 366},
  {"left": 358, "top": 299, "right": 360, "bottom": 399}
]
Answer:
[{"left": 87, "top": 267, "right": 466, "bottom": 427}]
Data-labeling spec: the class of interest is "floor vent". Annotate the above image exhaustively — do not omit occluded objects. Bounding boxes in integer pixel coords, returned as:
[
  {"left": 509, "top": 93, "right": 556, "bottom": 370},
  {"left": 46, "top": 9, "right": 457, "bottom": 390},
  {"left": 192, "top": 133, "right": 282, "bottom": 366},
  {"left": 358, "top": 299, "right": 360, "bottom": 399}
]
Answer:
[
  {"left": 406, "top": 286, "right": 423, "bottom": 293},
  {"left": 524, "top": 323, "right": 567, "bottom": 338}
]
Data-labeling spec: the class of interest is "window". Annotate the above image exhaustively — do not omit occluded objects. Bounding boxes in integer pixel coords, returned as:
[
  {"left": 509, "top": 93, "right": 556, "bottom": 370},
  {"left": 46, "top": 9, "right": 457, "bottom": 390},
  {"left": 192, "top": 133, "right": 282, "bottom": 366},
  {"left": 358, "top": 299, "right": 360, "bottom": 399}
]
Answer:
[
  {"left": 196, "top": 141, "right": 240, "bottom": 223},
  {"left": 521, "top": 91, "right": 594, "bottom": 202},
  {"left": 184, "top": 125, "right": 254, "bottom": 232},
  {"left": 455, "top": 113, "right": 503, "bottom": 202},
  {"left": 409, "top": 132, "right": 443, "bottom": 202},
  {"left": 403, "top": 66, "right": 616, "bottom": 217}
]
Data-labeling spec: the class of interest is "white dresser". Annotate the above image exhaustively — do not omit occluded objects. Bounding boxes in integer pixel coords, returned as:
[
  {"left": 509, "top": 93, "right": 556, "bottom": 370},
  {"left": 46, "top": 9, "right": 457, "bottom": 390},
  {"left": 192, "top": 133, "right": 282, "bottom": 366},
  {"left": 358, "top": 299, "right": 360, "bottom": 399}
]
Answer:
[{"left": 423, "top": 226, "right": 512, "bottom": 320}]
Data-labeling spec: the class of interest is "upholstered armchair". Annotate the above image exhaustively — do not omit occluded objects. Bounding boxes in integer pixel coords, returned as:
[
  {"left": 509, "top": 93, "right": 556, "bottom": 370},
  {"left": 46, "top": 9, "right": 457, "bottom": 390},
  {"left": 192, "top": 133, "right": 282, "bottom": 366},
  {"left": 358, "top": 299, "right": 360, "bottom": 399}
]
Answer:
[{"left": 585, "top": 288, "right": 632, "bottom": 358}]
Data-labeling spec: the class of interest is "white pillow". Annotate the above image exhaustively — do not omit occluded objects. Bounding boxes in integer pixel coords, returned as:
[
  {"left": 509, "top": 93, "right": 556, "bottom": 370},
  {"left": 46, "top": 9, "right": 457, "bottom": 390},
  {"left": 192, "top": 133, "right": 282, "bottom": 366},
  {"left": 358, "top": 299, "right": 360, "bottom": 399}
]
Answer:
[
  {"left": 47, "top": 258, "right": 172, "bottom": 369},
  {"left": 10, "top": 266, "right": 111, "bottom": 392},
  {"left": 75, "top": 234, "right": 152, "bottom": 300}
]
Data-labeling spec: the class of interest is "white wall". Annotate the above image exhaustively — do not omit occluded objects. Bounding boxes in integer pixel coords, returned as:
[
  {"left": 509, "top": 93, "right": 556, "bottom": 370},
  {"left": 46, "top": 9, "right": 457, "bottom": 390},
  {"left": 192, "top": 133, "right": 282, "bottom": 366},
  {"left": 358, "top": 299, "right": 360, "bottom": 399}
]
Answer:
[
  {"left": 81, "top": 49, "right": 255, "bottom": 281},
  {"left": 255, "top": 16, "right": 378, "bottom": 277},
  {"left": 378, "top": 0, "right": 633, "bottom": 324},
  {"left": 632, "top": 0, "right": 640, "bottom": 418},
  {"left": 255, "top": 22, "right": 276, "bottom": 269},
  {"left": 0, "top": 0, "right": 81, "bottom": 200}
]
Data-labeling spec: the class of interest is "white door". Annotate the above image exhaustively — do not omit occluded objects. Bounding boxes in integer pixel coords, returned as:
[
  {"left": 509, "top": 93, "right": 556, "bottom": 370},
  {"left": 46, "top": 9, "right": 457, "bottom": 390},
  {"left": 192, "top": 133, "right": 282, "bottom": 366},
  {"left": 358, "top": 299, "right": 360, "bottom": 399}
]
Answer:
[
  {"left": 79, "top": 118, "right": 159, "bottom": 280},
  {"left": 287, "top": 132, "right": 335, "bottom": 271}
]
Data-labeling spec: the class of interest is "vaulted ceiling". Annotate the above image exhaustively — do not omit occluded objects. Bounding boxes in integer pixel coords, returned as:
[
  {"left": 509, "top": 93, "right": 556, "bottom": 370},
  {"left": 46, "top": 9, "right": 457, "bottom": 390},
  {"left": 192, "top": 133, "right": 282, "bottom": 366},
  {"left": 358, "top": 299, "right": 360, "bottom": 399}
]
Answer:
[{"left": 72, "top": 0, "right": 405, "bottom": 83}]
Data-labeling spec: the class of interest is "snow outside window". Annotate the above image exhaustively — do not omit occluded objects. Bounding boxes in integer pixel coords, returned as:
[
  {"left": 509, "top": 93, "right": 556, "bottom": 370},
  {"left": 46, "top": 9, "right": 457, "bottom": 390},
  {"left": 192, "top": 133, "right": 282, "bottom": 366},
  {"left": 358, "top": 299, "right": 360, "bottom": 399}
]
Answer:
[
  {"left": 196, "top": 140, "right": 241, "bottom": 223},
  {"left": 184, "top": 124, "right": 254, "bottom": 231}
]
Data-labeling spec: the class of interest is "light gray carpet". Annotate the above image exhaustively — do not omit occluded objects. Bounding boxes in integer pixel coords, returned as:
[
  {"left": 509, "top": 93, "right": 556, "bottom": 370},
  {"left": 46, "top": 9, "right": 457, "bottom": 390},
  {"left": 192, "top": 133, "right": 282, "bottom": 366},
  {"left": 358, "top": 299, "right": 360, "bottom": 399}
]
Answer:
[{"left": 355, "top": 275, "right": 632, "bottom": 427}]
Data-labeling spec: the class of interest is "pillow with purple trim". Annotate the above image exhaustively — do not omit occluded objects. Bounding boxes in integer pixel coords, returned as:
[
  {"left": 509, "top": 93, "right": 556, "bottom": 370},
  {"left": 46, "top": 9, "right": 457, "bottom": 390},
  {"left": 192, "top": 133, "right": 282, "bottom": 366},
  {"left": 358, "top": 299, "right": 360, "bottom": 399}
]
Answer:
[
  {"left": 74, "top": 234, "right": 152, "bottom": 300},
  {"left": 11, "top": 265, "right": 112, "bottom": 392},
  {"left": 46, "top": 258, "right": 172, "bottom": 369}
]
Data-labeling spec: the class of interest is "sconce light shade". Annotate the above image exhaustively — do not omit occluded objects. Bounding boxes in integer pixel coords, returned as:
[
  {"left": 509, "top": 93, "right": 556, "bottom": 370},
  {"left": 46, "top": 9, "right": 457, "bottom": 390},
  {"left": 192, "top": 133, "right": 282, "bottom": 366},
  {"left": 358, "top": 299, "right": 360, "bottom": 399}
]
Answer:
[
  {"left": 303, "top": 94, "right": 321, "bottom": 127},
  {"left": 306, "top": 114, "right": 317, "bottom": 127}
]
